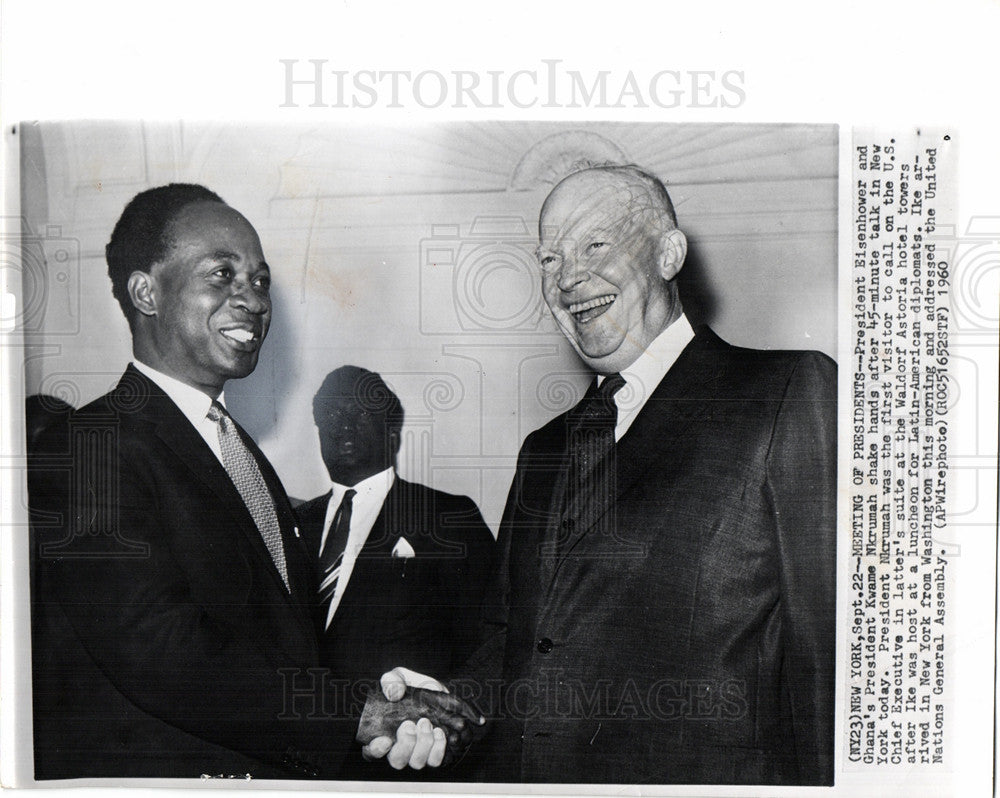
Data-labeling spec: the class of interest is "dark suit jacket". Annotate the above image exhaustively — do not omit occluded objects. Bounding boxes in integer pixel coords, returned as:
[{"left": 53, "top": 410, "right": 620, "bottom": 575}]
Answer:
[
  {"left": 297, "top": 477, "right": 495, "bottom": 689},
  {"left": 28, "top": 366, "right": 357, "bottom": 780},
  {"left": 457, "top": 327, "right": 836, "bottom": 785}
]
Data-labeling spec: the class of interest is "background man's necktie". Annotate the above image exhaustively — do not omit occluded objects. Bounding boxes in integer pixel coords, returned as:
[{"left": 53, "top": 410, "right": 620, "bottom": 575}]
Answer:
[
  {"left": 206, "top": 401, "right": 290, "bottom": 592},
  {"left": 317, "top": 488, "right": 357, "bottom": 627}
]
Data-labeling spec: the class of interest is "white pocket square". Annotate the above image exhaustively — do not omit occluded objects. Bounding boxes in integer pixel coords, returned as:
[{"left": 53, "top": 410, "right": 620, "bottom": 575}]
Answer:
[{"left": 391, "top": 537, "right": 415, "bottom": 559}]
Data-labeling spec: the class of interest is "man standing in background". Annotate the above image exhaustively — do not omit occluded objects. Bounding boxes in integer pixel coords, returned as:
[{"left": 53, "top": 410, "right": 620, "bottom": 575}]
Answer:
[{"left": 298, "top": 365, "right": 495, "bottom": 773}]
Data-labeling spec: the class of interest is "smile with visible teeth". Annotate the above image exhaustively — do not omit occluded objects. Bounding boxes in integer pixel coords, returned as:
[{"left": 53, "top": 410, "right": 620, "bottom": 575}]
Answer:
[
  {"left": 569, "top": 294, "right": 617, "bottom": 314},
  {"left": 568, "top": 294, "right": 617, "bottom": 321},
  {"left": 221, "top": 328, "right": 256, "bottom": 343}
]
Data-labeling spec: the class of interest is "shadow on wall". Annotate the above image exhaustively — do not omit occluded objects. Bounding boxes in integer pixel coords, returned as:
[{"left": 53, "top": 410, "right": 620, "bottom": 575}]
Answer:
[{"left": 676, "top": 240, "right": 717, "bottom": 330}]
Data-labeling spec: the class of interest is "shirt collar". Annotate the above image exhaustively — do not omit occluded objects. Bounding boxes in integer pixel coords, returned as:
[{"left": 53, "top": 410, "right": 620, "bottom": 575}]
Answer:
[
  {"left": 329, "top": 466, "right": 395, "bottom": 505},
  {"left": 132, "top": 359, "right": 226, "bottom": 426},
  {"left": 598, "top": 313, "right": 695, "bottom": 395}
]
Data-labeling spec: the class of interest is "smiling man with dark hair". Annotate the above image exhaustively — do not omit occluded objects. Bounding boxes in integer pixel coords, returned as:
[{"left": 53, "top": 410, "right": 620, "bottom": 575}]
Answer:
[
  {"left": 28, "top": 184, "right": 477, "bottom": 780},
  {"left": 105, "top": 183, "right": 225, "bottom": 330}
]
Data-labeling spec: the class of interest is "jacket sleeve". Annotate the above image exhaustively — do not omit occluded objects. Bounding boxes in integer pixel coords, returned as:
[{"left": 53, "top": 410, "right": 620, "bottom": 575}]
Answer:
[{"left": 765, "top": 351, "right": 837, "bottom": 785}]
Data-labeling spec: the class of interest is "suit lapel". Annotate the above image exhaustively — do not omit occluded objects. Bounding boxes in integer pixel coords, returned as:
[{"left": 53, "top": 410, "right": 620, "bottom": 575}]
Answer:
[
  {"left": 300, "top": 491, "right": 332, "bottom": 556},
  {"left": 361, "top": 481, "right": 397, "bottom": 555},
  {"left": 223, "top": 415, "right": 323, "bottom": 653},
  {"left": 230, "top": 417, "right": 311, "bottom": 599},
  {"left": 553, "top": 329, "right": 721, "bottom": 565},
  {"left": 121, "top": 368, "right": 309, "bottom": 631},
  {"left": 365, "top": 478, "right": 437, "bottom": 556},
  {"left": 617, "top": 327, "right": 729, "bottom": 495},
  {"left": 535, "top": 424, "right": 571, "bottom": 586}
]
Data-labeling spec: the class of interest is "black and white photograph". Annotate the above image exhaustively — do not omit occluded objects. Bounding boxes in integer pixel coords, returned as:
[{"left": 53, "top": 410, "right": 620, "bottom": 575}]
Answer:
[
  {"left": 1, "top": 3, "right": 997, "bottom": 798},
  {"left": 14, "top": 120, "right": 837, "bottom": 785}
]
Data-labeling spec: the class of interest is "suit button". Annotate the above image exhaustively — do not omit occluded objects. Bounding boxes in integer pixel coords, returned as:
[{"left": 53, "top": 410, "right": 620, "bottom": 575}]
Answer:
[
  {"left": 537, "top": 637, "right": 553, "bottom": 654},
  {"left": 561, "top": 518, "right": 574, "bottom": 530}
]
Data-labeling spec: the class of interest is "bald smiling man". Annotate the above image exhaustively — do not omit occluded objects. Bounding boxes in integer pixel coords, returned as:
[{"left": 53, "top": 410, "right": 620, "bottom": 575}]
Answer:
[{"left": 452, "top": 165, "right": 836, "bottom": 786}]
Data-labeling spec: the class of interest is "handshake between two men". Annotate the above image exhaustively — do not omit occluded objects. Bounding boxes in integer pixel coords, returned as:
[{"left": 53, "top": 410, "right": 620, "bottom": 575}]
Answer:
[{"left": 358, "top": 667, "right": 484, "bottom": 770}]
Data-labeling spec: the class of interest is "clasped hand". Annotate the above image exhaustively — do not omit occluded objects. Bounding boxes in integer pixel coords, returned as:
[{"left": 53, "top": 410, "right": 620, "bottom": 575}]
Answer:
[{"left": 356, "top": 667, "right": 483, "bottom": 770}]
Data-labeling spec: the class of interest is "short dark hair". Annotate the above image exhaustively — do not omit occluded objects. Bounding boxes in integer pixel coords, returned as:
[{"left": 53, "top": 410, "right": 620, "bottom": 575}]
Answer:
[
  {"left": 105, "top": 183, "right": 225, "bottom": 328},
  {"left": 312, "top": 365, "right": 405, "bottom": 433}
]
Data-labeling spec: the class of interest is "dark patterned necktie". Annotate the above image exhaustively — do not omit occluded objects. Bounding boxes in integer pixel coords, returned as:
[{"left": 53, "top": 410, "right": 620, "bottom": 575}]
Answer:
[
  {"left": 206, "top": 401, "right": 290, "bottom": 592},
  {"left": 569, "top": 372, "right": 626, "bottom": 482},
  {"left": 557, "top": 373, "right": 626, "bottom": 553},
  {"left": 317, "top": 488, "right": 357, "bottom": 627}
]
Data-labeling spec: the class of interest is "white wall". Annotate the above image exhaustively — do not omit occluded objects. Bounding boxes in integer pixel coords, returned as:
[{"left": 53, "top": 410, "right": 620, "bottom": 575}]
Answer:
[{"left": 19, "top": 121, "right": 837, "bottom": 531}]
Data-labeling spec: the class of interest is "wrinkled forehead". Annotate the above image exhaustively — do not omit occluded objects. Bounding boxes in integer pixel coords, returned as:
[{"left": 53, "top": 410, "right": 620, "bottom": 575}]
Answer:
[{"left": 539, "top": 172, "right": 661, "bottom": 246}]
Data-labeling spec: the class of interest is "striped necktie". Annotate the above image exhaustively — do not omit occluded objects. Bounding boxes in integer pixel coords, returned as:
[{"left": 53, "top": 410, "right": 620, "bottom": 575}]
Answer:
[
  {"left": 558, "top": 373, "right": 626, "bottom": 554},
  {"left": 206, "top": 401, "right": 290, "bottom": 592},
  {"left": 569, "top": 372, "right": 626, "bottom": 481},
  {"left": 317, "top": 488, "right": 357, "bottom": 628}
]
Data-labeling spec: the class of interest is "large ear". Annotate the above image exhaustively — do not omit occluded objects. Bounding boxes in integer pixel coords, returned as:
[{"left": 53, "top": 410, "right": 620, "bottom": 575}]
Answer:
[
  {"left": 657, "top": 228, "right": 688, "bottom": 281},
  {"left": 127, "top": 270, "right": 157, "bottom": 318}
]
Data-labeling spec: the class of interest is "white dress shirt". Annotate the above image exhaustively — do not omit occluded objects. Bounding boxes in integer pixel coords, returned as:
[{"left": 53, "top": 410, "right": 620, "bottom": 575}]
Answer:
[
  {"left": 132, "top": 360, "right": 226, "bottom": 464},
  {"left": 598, "top": 313, "right": 695, "bottom": 442},
  {"left": 320, "top": 466, "right": 395, "bottom": 627}
]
